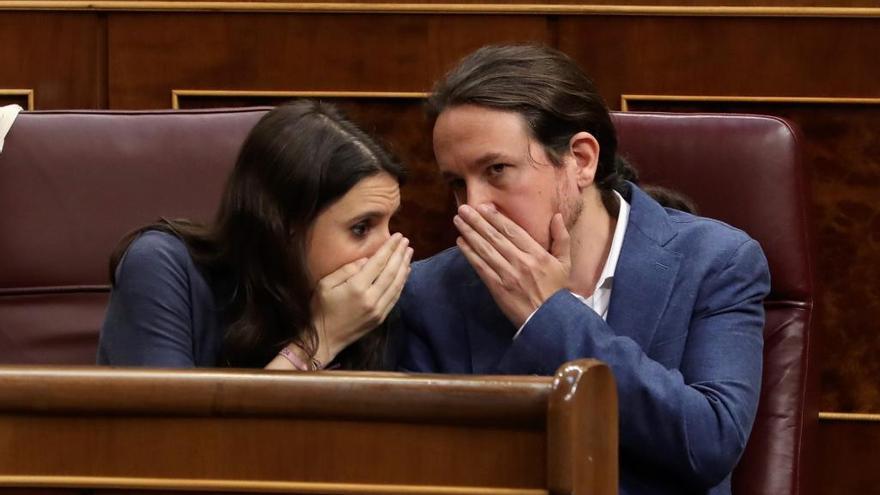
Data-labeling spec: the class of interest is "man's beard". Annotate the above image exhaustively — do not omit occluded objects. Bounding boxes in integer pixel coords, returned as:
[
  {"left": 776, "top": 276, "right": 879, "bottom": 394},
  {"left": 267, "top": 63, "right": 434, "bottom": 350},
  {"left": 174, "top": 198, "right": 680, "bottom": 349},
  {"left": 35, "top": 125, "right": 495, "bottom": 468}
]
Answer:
[{"left": 554, "top": 176, "right": 584, "bottom": 231}]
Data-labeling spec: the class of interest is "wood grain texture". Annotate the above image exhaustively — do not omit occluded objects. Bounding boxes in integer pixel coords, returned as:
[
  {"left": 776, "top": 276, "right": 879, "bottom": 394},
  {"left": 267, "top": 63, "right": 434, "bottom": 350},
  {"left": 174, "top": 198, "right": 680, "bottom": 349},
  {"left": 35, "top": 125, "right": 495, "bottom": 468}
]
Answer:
[
  {"left": 7, "top": 1, "right": 880, "bottom": 12},
  {"left": 557, "top": 16, "right": 880, "bottom": 109},
  {"left": 0, "top": 13, "right": 103, "bottom": 109},
  {"left": 107, "top": 13, "right": 550, "bottom": 109},
  {"left": 0, "top": 367, "right": 549, "bottom": 424},
  {"left": 0, "top": 417, "right": 545, "bottom": 487},
  {"left": 0, "top": 361, "right": 616, "bottom": 494},
  {"left": 816, "top": 419, "right": 880, "bottom": 495}
]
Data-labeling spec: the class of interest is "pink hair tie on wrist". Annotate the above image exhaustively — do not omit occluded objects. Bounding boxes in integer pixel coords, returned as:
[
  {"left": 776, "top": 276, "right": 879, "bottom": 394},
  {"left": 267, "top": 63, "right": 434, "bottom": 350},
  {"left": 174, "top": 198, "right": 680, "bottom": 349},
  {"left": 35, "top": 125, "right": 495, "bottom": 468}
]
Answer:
[{"left": 278, "top": 346, "right": 311, "bottom": 371}]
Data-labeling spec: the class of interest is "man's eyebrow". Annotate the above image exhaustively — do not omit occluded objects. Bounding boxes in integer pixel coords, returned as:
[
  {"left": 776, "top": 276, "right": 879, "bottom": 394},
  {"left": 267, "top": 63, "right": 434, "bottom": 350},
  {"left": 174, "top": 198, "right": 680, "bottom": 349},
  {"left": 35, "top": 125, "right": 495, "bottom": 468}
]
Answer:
[
  {"left": 474, "top": 152, "right": 506, "bottom": 167},
  {"left": 441, "top": 152, "right": 513, "bottom": 181}
]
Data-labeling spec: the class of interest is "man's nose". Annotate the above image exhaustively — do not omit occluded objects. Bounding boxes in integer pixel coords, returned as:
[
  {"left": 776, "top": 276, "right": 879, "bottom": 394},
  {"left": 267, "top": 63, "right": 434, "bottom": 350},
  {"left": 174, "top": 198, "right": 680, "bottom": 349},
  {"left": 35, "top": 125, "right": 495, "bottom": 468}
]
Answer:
[{"left": 463, "top": 182, "right": 493, "bottom": 210}]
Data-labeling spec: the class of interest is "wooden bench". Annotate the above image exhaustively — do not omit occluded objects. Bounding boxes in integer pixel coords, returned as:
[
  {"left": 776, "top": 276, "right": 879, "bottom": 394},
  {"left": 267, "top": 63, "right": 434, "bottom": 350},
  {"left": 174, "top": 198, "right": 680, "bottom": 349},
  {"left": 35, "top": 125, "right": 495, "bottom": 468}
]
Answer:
[{"left": 0, "top": 359, "right": 617, "bottom": 495}]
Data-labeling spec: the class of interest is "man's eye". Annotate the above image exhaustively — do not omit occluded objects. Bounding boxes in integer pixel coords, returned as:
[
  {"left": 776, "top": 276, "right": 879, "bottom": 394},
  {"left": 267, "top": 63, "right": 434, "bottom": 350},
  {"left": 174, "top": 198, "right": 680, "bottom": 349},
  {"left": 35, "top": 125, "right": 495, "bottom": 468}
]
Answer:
[
  {"left": 351, "top": 222, "right": 370, "bottom": 238},
  {"left": 487, "top": 164, "right": 507, "bottom": 177}
]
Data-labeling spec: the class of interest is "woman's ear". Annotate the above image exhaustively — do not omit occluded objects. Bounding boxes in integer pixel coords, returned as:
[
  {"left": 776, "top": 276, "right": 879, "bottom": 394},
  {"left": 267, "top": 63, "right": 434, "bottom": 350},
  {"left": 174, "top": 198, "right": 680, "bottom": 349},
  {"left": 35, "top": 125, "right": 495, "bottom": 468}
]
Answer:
[{"left": 567, "top": 131, "right": 600, "bottom": 190}]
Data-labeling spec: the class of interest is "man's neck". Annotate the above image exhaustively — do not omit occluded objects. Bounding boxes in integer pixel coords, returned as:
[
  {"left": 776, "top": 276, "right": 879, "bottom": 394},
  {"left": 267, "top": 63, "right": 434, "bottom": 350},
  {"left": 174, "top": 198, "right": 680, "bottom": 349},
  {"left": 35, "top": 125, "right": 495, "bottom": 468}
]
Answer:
[{"left": 568, "top": 191, "right": 617, "bottom": 298}]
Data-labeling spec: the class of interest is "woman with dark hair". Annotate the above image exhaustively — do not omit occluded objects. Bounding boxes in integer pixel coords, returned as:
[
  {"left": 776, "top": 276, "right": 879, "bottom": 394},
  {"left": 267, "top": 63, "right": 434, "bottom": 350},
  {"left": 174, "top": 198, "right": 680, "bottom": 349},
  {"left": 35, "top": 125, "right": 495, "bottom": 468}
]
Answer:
[{"left": 97, "top": 100, "right": 411, "bottom": 370}]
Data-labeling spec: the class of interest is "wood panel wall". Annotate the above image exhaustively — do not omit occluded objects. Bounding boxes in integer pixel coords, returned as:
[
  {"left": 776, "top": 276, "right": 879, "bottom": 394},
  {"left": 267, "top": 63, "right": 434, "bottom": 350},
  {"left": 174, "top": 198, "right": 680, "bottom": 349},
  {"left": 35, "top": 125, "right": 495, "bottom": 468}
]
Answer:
[{"left": 1, "top": 4, "right": 878, "bottom": 493}]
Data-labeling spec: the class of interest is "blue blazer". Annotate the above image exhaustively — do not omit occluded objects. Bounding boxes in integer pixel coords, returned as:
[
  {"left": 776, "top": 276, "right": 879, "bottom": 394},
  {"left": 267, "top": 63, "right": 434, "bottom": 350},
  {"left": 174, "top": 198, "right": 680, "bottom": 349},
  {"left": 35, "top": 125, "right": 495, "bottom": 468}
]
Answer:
[{"left": 398, "top": 183, "right": 770, "bottom": 495}]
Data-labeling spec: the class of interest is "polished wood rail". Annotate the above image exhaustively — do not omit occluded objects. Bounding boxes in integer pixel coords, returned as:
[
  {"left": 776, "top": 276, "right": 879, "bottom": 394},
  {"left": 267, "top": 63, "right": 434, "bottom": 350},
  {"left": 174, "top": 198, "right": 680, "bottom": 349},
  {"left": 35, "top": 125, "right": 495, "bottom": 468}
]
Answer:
[{"left": 0, "top": 359, "right": 617, "bottom": 494}]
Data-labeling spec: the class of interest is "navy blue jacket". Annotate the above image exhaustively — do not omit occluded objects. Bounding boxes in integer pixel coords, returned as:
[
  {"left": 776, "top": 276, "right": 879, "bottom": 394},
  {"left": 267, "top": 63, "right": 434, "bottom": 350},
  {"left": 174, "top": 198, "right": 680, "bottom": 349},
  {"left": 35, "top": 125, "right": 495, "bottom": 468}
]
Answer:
[
  {"left": 97, "top": 230, "right": 227, "bottom": 367},
  {"left": 398, "top": 183, "right": 770, "bottom": 495}
]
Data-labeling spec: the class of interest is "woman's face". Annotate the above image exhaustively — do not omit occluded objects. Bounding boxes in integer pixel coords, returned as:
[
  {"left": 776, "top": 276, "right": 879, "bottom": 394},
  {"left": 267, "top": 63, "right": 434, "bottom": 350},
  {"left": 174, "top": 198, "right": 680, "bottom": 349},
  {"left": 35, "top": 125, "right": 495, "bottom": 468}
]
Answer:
[{"left": 305, "top": 172, "right": 401, "bottom": 284}]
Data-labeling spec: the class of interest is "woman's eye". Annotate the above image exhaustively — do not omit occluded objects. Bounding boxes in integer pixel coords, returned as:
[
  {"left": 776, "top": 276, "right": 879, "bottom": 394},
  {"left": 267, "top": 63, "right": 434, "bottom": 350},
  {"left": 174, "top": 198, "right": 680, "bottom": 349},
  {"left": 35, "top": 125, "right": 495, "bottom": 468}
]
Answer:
[{"left": 351, "top": 222, "right": 370, "bottom": 238}]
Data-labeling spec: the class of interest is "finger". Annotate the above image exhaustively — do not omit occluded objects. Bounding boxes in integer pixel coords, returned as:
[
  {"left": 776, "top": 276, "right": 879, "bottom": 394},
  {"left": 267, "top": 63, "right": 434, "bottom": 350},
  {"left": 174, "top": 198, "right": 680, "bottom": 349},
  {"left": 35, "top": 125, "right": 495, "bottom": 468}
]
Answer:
[
  {"left": 456, "top": 236, "right": 505, "bottom": 290},
  {"left": 454, "top": 213, "right": 516, "bottom": 281},
  {"left": 474, "top": 203, "right": 545, "bottom": 254},
  {"left": 318, "top": 257, "right": 368, "bottom": 288},
  {"left": 369, "top": 235, "right": 410, "bottom": 294},
  {"left": 549, "top": 213, "right": 571, "bottom": 266},
  {"left": 377, "top": 247, "right": 414, "bottom": 319},
  {"left": 350, "top": 233, "right": 404, "bottom": 287},
  {"left": 456, "top": 205, "right": 523, "bottom": 264}
]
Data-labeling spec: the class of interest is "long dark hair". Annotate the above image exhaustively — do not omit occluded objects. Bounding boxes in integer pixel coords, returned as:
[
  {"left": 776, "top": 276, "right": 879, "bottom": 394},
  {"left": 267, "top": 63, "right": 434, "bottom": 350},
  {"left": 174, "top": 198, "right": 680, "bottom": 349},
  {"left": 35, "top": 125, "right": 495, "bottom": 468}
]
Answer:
[
  {"left": 109, "top": 100, "right": 405, "bottom": 369},
  {"left": 428, "top": 44, "right": 636, "bottom": 211}
]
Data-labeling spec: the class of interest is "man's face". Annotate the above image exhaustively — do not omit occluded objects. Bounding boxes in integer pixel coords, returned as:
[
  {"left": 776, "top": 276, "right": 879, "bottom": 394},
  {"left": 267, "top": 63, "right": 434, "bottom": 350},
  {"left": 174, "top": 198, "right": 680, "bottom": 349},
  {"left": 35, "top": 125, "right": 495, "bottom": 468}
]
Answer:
[{"left": 433, "top": 104, "right": 582, "bottom": 249}]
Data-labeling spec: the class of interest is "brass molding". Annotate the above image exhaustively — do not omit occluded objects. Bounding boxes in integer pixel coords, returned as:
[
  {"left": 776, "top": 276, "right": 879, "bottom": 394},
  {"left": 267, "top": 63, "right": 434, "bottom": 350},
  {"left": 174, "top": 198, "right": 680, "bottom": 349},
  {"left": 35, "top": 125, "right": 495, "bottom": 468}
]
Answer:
[
  {"left": 2, "top": 2, "right": 880, "bottom": 17},
  {"left": 0, "top": 475, "right": 547, "bottom": 494},
  {"left": 819, "top": 412, "right": 880, "bottom": 423},
  {"left": 0, "top": 89, "right": 34, "bottom": 110},
  {"left": 171, "top": 89, "right": 429, "bottom": 109},
  {"left": 620, "top": 94, "right": 880, "bottom": 111}
]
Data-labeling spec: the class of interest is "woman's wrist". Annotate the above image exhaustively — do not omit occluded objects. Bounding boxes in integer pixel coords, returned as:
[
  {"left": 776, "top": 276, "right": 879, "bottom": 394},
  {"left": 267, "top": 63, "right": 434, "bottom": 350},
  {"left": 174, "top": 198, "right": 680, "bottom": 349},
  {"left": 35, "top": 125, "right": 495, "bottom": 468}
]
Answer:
[
  {"left": 312, "top": 318, "right": 341, "bottom": 368},
  {"left": 313, "top": 340, "right": 335, "bottom": 370},
  {"left": 278, "top": 345, "right": 312, "bottom": 370}
]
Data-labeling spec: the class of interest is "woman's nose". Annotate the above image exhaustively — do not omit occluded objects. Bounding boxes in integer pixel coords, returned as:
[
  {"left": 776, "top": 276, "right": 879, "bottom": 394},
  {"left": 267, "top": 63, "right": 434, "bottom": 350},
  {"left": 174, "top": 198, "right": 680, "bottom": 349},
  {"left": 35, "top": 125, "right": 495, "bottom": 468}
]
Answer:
[{"left": 366, "top": 227, "right": 392, "bottom": 256}]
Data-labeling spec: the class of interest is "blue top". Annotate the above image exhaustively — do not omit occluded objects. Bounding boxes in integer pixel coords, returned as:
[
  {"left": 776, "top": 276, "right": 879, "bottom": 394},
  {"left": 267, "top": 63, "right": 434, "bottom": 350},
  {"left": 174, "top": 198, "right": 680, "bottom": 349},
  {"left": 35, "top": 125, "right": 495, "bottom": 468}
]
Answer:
[
  {"left": 97, "top": 231, "right": 228, "bottom": 367},
  {"left": 398, "top": 183, "right": 771, "bottom": 495}
]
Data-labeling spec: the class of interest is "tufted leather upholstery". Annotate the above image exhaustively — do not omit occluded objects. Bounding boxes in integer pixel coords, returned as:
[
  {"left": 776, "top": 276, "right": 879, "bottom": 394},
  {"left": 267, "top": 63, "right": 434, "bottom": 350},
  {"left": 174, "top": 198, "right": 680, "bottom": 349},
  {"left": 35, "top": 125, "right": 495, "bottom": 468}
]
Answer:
[
  {"left": 613, "top": 112, "right": 817, "bottom": 495},
  {"left": 0, "top": 108, "right": 267, "bottom": 364},
  {"left": 0, "top": 109, "right": 815, "bottom": 495}
]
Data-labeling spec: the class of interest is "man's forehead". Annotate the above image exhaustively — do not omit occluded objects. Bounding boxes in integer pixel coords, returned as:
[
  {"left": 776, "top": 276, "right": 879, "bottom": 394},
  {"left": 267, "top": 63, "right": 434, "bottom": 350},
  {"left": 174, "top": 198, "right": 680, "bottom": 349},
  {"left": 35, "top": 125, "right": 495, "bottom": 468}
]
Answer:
[
  {"left": 435, "top": 105, "right": 529, "bottom": 135},
  {"left": 435, "top": 111, "right": 534, "bottom": 167}
]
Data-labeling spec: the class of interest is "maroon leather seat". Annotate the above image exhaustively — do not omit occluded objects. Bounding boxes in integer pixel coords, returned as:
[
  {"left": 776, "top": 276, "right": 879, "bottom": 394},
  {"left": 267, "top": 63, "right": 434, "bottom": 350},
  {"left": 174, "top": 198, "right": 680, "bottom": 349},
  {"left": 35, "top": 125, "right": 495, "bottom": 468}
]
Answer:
[
  {"left": 0, "top": 109, "right": 815, "bottom": 495},
  {"left": 613, "top": 112, "right": 817, "bottom": 495},
  {"left": 0, "top": 108, "right": 267, "bottom": 364}
]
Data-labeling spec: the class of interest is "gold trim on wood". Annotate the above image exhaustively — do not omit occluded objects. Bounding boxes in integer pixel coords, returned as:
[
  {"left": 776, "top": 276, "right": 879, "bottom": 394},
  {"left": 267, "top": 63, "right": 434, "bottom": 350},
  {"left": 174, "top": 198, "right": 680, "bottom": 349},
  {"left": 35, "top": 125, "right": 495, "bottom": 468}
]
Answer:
[
  {"left": 2, "top": 2, "right": 880, "bottom": 17},
  {"left": 0, "top": 475, "right": 547, "bottom": 494},
  {"left": 819, "top": 412, "right": 880, "bottom": 423},
  {"left": 172, "top": 89, "right": 429, "bottom": 109},
  {"left": 620, "top": 94, "right": 880, "bottom": 111},
  {"left": 0, "top": 89, "right": 34, "bottom": 111}
]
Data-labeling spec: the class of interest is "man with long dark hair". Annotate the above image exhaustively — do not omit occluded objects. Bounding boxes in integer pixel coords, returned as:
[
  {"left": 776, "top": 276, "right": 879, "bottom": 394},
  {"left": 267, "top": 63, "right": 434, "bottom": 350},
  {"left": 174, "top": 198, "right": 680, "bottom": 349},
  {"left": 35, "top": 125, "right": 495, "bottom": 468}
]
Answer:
[{"left": 399, "top": 45, "right": 770, "bottom": 495}]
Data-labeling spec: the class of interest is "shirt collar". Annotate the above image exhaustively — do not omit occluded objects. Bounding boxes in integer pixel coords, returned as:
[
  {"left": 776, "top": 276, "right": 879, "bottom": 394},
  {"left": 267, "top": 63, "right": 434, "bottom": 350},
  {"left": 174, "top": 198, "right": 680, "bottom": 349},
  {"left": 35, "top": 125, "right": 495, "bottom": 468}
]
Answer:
[{"left": 594, "top": 190, "right": 630, "bottom": 293}]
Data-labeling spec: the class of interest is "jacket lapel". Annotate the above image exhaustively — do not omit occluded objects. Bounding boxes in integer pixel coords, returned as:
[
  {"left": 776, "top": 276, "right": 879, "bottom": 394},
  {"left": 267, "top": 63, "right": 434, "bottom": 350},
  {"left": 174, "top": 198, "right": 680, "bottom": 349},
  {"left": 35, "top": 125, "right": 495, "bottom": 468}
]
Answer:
[{"left": 606, "top": 184, "right": 682, "bottom": 349}]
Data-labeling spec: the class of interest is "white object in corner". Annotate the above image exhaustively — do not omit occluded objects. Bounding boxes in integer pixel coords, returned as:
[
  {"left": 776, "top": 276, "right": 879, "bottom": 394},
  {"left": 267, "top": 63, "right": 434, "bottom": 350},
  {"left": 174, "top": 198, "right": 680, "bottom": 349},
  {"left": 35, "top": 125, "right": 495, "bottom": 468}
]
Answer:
[{"left": 0, "top": 104, "right": 24, "bottom": 153}]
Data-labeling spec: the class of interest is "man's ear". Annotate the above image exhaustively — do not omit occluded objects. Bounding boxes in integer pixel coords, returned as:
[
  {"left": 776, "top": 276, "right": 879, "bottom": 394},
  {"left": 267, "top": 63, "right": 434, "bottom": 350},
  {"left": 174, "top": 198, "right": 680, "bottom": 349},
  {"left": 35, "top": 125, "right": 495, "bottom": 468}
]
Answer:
[{"left": 567, "top": 131, "right": 600, "bottom": 190}]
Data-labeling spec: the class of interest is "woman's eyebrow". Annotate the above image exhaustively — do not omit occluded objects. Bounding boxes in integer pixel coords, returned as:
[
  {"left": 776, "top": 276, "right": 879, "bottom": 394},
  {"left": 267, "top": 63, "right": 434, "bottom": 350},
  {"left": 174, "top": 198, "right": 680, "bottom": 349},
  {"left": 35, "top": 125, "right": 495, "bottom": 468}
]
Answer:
[{"left": 347, "top": 204, "right": 401, "bottom": 224}]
